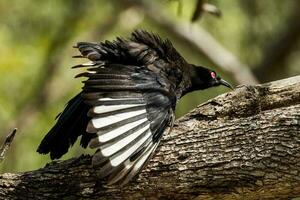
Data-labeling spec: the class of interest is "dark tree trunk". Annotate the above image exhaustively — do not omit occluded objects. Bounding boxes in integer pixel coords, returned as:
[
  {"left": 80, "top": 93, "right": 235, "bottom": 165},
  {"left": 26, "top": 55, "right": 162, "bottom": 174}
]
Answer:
[{"left": 1, "top": 75, "right": 300, "bottom": 200}]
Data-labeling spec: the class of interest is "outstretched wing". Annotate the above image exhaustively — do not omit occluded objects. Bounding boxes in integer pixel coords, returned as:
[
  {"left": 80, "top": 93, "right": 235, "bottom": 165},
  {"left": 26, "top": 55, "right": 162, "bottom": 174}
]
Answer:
[{"left": 74, "top": 30, "right": 181, "bottom": 184}]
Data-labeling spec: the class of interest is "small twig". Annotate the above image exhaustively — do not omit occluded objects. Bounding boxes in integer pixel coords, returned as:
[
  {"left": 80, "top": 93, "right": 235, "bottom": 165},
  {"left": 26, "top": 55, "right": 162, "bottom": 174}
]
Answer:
[
  {"left": 202, "top": 3, "right": 222, "bottom": 17},
  {"left": 126, "top": 0, "right": 258, "bottom": 84},
  {"left": 191, "top": 0, "right": 221, "bottom": 22},
  {"left": 191, "top": 0, "right": 204, "bottom": 22},
  {"left": 0, "top": 128, "right": 17, "bottom": 163}
]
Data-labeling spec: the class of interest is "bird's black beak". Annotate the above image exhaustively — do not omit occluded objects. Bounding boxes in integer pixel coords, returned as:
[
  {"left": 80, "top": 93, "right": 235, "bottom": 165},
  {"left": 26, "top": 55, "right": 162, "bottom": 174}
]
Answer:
[{"left": 219, "top": 79, "right": 233, "bottom": 90}]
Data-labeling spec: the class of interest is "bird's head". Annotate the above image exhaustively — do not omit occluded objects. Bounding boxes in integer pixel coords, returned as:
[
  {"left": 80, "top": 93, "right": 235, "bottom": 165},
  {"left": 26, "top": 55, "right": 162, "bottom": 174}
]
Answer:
[{"left": 190, "top": 65, "right": 233, "bottom": 91}]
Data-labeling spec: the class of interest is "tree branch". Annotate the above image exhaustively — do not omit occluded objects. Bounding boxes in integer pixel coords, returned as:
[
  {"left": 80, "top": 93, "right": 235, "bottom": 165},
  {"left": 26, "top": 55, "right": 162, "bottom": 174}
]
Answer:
[
  {"left": 0, "top": 129, "right": 17, "bottom": 163},
  {"left": 1, "top": 75, "right": 300, "bottom": 200},
  {"left": 123, "top": 0, "right": 258, "bottom": 85}
]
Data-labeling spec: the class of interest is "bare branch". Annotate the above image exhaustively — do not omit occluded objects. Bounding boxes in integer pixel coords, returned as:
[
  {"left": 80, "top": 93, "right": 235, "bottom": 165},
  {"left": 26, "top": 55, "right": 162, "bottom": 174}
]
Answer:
[
  {"left": 202, "top": 3, "right": 222, "bottom": 17},
  {"left": 191, "top": 0, "right": 221, "bottom": 22},
  {"left": 0, "top": 128, "right": 17, "bottom": 163},
  {"left": 124, "top": 0, "right": 258, "bottom": 85},
  {"left": 191, "top": 0, "right": 205, "bottom": 22},
  {"left": 1, "top": 75, "right": 300, "bottom": 199}
]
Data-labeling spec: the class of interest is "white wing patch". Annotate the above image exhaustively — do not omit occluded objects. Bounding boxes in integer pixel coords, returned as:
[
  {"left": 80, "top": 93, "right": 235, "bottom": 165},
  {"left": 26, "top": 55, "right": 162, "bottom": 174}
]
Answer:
[
  {"left": 109, "top": 129, "right": 152, "bottom": 166},
  {"left": 89, "top": 118, "right": 148, "bottom": 145},
  {"left": 93, "top": 104, "right": 144, "bottom": 114},
  {"left": 120, "top": 142, "right": 159, "bottom": 184},
  {"left": 86, "top": 95, "right": 167, "bottom": 185},
  {"left": 91, "top": 109, "right": 146, "bottom": 129},
  {"left": 97, "top": 97, "right": 142, "bottom": 102},
  {"left": 107, "top": 141, "right": 159, "bottom": 185},
  {"left": 100, "top": 124, "right": 150, "bottom": 157}
]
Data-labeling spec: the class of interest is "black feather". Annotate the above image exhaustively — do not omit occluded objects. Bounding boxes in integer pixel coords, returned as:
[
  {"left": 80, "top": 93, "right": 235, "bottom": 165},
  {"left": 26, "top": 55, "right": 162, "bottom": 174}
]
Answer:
[
  {"left": 37, "top": 93, "right": 92, "bottom": 159},
  {"left": 37, "top": 30, "right": 231, "bottom": 185}
]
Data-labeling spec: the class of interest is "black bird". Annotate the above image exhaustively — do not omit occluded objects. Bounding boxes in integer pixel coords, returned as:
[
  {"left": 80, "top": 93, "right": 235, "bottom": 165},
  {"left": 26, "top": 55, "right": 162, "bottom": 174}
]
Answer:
[{"left": 37, "top": 30, "right": 232, "bottom": 185}]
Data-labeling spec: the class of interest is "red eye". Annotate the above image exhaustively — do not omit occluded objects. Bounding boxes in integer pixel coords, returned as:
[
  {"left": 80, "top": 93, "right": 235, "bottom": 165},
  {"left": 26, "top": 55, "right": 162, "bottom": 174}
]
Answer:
[{"left": 210, "top": 71, "right": 216, "bottom": 79}]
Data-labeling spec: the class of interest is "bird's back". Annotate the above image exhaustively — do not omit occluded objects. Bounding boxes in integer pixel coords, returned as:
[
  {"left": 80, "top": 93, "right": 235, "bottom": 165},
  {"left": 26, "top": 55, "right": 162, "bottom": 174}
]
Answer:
[{"left": 37, "top": 30, "right": 190, "bottom": 185}]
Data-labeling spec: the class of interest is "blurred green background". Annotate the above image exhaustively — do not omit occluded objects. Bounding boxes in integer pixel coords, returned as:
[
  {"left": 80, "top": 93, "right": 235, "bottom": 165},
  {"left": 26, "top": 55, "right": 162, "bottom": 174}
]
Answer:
[{"left": 0, "top": 0, "right": 299, "bottom": 173}]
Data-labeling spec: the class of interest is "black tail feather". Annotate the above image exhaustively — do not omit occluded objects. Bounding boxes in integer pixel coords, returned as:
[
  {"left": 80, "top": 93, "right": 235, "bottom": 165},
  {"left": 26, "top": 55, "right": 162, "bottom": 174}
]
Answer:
[{"left": 37, "top": 93, "right": 94, "bottom": 159}]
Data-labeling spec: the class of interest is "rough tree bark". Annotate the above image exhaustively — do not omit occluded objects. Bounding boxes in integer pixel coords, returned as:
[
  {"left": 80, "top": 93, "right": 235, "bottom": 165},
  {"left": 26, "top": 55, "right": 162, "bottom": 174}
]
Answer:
[{"left": 1, "top": 75, "right": 300, "bottom": 200}]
